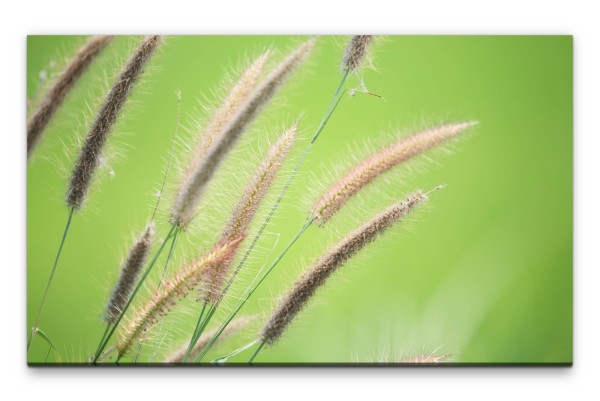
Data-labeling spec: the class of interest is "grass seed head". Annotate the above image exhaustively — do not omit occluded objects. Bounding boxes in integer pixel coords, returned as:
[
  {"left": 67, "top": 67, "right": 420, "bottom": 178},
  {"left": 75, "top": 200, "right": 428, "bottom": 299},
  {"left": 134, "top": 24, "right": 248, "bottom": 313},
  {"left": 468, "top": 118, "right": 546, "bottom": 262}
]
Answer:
[
  {"left": 66, "top": 35, "right": 163, "bottom": 210},
  {"left": 312, "top": 121, "right": 476, "bottom": 225},
  {"left": 27, "top": 36, "right": 113, "bottom": 158},
  {"left": 104, "top": 222, "right": 155, "bottom": 324},
  {"left": 261, "top": 190, "right": 429, "bottom": 346},
  {"left": 116, "top": 236, "right": 244, "bottom": 358},
  {"left": 342, "top": 35, "right": 373, "bottom": 72},
  {"left": 171, "top": 39, "right": 315, "bottom": 225},
  {"left": 200, "top": 124, "right": 297, "bottom": 304}
]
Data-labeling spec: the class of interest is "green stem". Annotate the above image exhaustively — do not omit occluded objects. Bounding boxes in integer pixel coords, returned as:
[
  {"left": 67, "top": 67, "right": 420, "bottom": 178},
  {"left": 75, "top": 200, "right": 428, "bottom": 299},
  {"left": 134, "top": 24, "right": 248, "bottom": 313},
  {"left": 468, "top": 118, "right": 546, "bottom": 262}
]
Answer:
[
  {"left": 92, "top": 223, "right": 178, "bottom": 364},
  {"left": 181, "top": 302, "right": 208, "bottom": 362},
  {"left": 148, "top": 230, "right": 180, "bottom": 362},
  {"left": 248, "top": 340, "right": 265, "bottom": 365},
  {"left": 28, "top": 208, "right": 75, "bottom": 352},
  {"left": 195, "top": 218, "right": 314, "bottom": 362}
]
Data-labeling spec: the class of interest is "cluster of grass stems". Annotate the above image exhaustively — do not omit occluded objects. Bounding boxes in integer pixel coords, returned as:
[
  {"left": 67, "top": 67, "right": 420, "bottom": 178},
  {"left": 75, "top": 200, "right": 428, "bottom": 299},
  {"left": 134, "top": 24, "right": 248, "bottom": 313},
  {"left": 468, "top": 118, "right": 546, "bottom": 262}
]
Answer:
[{"left": 27, "top": 35, "right": 475, "bottom": 365}]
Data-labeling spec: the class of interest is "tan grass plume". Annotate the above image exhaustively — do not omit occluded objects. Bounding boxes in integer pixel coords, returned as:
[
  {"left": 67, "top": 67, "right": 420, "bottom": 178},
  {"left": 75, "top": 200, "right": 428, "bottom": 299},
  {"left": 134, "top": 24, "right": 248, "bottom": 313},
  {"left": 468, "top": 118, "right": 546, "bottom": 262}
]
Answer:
[
  {"left": 171, "top": 39, "right": 315, "bottom": 225},
  {"left": 66, "top": 35, "right": 163, "bottom": 210},
  {"left": 188, "top": 52, "right": 270, "bottom": 173},
  {"left": 116, "top": 236, "right": 244, "bottom": 358},
  {"left": 164, "top": 315, "right": 256, "bottom": 363},
  {"left": 342, "top": 35, "right": 373, "bottom": 72},
  {"left": 104, "top": 222, "right": 155, "bottom": 324},
  {"left": 200, "top": 124, "right": 297, "bottom": 304},
  {"left": 261, "top": 190, "right": 430, "bottom": 346},
  {"left": 27, "top": 35, "right": 113, "bottom": 158},
  {"left": 312, "top": 121, "right": 476, "bottom": 225}
]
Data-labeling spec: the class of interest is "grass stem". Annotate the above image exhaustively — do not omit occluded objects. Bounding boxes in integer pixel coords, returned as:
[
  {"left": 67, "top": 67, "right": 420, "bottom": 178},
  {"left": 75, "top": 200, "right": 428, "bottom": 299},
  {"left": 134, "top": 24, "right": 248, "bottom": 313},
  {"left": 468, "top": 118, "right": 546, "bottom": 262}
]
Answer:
[
  {"left": 248, "top": 340, "right": 265, "bottom": 364},
  {"left": 28, "top": 207, "right": 74, "bottom": 352}
]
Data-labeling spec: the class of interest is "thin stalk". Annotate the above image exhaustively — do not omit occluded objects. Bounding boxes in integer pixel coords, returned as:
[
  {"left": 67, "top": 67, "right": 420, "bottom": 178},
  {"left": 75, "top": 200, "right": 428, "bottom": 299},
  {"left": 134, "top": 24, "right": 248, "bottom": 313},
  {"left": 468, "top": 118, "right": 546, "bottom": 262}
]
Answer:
[
  {"left": 28, "top": 207, "right": 75, "bottom": 352},
  {"left": 181, "top": 302, "right": 208, "bottom": 362},
  {"left": 158, "top": 230, "right": 179, "bottom": 288},
  {"left": 248, "top": 340, "right": 265, "bottom": 364},
  {"left": 195, "top": 218, "right": 313, "bottom": 362},
  {"left": 92, "top": 323, "right": 111, "bottom": 361},
  {"left": 212, "top": 338, "right": 259, "bottom": 364},
  {"left": 143, "top": 230, "right": 179, "bottom": 362},
  {"left": 93, "top": 223, "right": 178, "bottom": 363}
]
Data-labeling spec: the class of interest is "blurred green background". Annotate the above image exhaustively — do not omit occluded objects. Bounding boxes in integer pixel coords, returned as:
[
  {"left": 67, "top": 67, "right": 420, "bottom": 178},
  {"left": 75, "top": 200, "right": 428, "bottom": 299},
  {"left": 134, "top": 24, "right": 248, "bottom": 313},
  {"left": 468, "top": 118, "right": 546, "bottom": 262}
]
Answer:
[{"left": 27, "top": 35, "right": 572, "bottom": 364}]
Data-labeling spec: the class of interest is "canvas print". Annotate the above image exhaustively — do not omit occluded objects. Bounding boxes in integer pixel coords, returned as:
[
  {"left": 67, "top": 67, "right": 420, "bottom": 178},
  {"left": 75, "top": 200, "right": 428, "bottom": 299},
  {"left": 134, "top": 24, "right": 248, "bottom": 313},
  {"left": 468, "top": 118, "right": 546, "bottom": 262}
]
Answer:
[{"left": 26, "top": 35, "right": 572, "bottom": 365}]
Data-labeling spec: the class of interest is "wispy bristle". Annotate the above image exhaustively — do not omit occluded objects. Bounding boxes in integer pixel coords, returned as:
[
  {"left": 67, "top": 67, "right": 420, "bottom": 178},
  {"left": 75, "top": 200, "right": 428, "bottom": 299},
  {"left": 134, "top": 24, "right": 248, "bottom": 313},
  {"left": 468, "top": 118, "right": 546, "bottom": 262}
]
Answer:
[
  {"left": 104, "top": 222, "right": 155, "bottom": 324},
  {"left": 342, "top": 35, "right": 373, "bottom": 72},
  {"left": 312, "top": 122, "right": 476, "bottom": 225},
  {"left": 177, "top": 53, "right": 270, "bottom": 209},
  {"left": 27, "top": 35, "right": 113, "bottom": 158},
  {"left": 171, "top": 39, "right": 315, "bottom": 225},
  {"left": 261, "top": 190, "right": 429, "bottom": 346},
  {"left": 66, "top": 35, "right": 163, "bottom": 210},
  {"left": 399, "top": 353, "right": 452, "bottom": 364},
  {"left": 201, "top": 124, "right": 298, "bottom": 304},
  {"left": 116, "top": 236, "right": 244, "bottom": 358},
  {"left": 164, "top": 315, "right": 256, "bottom": 363}
]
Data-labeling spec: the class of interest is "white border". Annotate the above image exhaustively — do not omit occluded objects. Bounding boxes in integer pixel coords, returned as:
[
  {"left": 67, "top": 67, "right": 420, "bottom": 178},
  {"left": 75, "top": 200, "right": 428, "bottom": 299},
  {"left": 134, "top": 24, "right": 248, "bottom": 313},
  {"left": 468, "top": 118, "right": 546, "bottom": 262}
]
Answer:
[{"left": 3, "top": 1, "right": 597, "bottom": 400}]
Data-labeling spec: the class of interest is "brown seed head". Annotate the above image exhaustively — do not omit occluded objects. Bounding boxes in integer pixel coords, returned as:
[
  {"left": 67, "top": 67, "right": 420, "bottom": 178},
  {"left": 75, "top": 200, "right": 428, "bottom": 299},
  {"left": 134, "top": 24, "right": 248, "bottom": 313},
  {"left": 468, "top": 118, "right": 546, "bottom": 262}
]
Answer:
[
  {"left": 66, "top": 35, "right": 163, "bottom": 210},
  {"left": 261, "top": 190, "right": 429, "bottom": 345},
  {"left": 312, "top": 122, "right": 476, "bottom": 225},
  {"left": 178, "top": 52, "right": 271, "bottom": 205},
  {"left": 116, "top": 236, "right": 243, "bottom": 358},
  {"left": 342, "top": 35, "right": 373, "bottom": 72},
  {"left": 27, "top": 36, "right": 113, "bottom": 158},
  {"left": 104, "top": 222, "right": 155, "bottom": 324},
  {"left": 200, "top": 124, "right": 297, "bottom": 304},
  {"left": 171, "top": 39, "right": 315, "bottom": 225}
]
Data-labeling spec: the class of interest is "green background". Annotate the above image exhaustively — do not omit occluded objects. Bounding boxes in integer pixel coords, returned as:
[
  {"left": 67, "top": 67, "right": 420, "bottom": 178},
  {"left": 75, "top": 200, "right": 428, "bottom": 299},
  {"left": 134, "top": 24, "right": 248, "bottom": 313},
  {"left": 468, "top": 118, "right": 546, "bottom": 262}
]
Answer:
[{"left": 27, "top": 35, "right": 572, "bottom": 364}]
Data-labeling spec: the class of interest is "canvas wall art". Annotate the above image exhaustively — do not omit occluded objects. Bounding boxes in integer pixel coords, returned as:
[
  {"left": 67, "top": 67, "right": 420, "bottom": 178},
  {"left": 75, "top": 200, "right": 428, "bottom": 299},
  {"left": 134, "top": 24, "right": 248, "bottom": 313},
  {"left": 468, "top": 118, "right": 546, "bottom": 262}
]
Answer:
[{"left": 26, "top": 35, "right": 572, "bottom": 365}]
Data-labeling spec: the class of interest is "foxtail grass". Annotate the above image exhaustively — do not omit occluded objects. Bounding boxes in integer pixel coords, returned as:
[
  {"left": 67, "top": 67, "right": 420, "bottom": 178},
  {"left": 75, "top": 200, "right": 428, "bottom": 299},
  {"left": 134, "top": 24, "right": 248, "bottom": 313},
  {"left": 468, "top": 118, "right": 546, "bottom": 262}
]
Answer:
[
  {"left": 104, "top": 222, "right": 155, "bottom": 324},
  {"left": 202, "top": 123, "right": 297, "bottom": 304},
  {"left": 342, "top": 35, "right": 373, "bottom": 72},
  {"left": 27, "top": 35, "right": 113, "bottom": 158},
  {"left": 180, "top": 52, "right": 270, "bottom": 189},
  {"left": 258, "top": 189, "right": 431, "bottom": 350},
  {"left": 187, "top": 35, "right": 375, "bottom": 361},
  {"left": 67, "top": 35, "right": 163, "bottom": 210},
  {"left": 181, "top": 124, "right": 297, "bottom": 362},
  {"left": 172, "top": 39, "right": 315, "bottom": 225},
  {"left": 115, "top": 237, "right": 244, "bottom": 359},
  {"left": 312, "top": 122, "right": 476, "bottom": 225}
]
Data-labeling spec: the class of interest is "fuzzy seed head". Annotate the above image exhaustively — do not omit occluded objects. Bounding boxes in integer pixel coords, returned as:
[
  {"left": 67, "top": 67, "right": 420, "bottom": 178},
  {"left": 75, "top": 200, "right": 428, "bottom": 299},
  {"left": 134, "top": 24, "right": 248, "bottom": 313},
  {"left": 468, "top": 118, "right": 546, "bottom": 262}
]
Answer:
[
  {"left": 200, "top": 124, "right": 297, "bottom": 304},
  {"left": 27, "top": 36, "right": 113, "bottom": 158},
  {"left": 261, "top": 190, "right": 429, "bottom": 345},
  {"left": 116, "top": 236, "right": 243, "bottom": 358},
  {"left": 104, "top": 222, "right": 155, "bottom": 324},
  {"left": 312, "top": 122, "right": 475, "bottom": 225},
  {"left": 342, "top": 35, "right": 373, "bottom": 72},
  {"left": 66, "top": 35, "right": 163, "bottom": 210},
  {"left": 224, "top": 123, "right": 297, "bottom": 242},
  {"left": 164, "top": 315, "right": 256, "bottom": 363},
  {"left": 178, "top": 52, "right": 271, "bottom": 206},
  {"left": 171, "top": 39, "right": 315, "bottom": 225}
]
